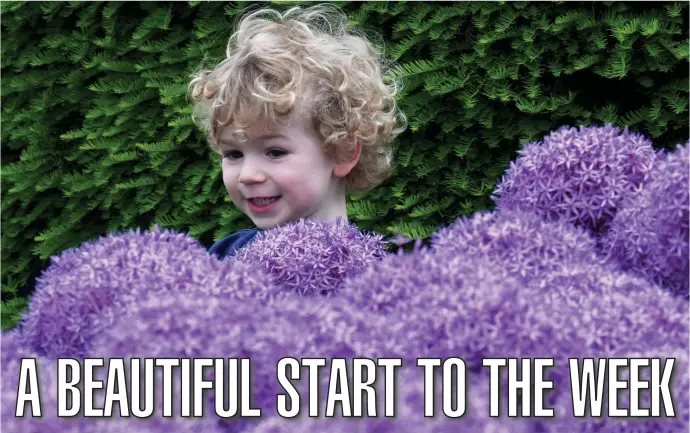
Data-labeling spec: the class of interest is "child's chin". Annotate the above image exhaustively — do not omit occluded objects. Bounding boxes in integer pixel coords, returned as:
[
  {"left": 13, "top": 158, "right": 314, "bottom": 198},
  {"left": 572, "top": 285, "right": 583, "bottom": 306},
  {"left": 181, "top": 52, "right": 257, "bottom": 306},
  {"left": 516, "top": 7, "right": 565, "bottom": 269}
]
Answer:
[{"left": 251, "top": 218, "right": 282, "bottom": 230}]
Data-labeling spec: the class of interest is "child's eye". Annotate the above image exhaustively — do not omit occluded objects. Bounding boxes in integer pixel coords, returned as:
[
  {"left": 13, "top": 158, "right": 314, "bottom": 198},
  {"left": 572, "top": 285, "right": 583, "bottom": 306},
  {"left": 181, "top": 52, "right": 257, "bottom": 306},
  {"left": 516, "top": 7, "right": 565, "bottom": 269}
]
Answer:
[
  {"left": 267, "top": 148, "right": 287, "bottom": 158},
  {"left": 224, "top": 150, "right": 243, "bottom": 160}
]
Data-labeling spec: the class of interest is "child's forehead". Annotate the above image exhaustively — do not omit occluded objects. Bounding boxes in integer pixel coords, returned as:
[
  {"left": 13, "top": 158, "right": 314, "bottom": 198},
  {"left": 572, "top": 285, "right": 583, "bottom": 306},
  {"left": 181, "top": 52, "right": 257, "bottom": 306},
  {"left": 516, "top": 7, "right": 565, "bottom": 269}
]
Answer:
[
  {"left": 218, "top": 131, "right": 288, "bottom": 147},
  {"left": 217, "top": 108, "right": 314, "bottom": 144}
]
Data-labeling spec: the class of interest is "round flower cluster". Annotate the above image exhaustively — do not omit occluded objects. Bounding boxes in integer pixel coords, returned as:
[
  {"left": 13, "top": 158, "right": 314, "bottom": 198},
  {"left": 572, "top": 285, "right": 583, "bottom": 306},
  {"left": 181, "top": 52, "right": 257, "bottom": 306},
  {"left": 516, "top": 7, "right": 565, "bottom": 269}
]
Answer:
[
  {"left": 536, "top": 261, "right": 688, "bottom": 353},
  {"left": 340, "top": 235, "right": 687, "bottom": 371},
  {"left": 234, "top": 218, "right": 388, "bottom": 296},
  {"left": 244, "top": 367, "right": 534, "bottom": 433},
  {"left": 602, "top": 143, "right": 689, "bottom": 297},
  {"left": 88, "top": 290, "right": 396, "bottom": 429},
  {"left": 1, "top": 331, "right": 85, "bottom": 433},
  {"left": 493, "top": 124, "right": 657, "bottom": 234},
  {"left": 430, "top": 210, "right": 603, "bottom": 283},
  {"left": 82, "top": 418, "right": 225, "bottom": 433},
  {"left": 339, "top": 247, "right": 583, "bottom": 370},
  {"left": 17, "top": 226, "right": 275, "bottom": 358},
  {"left": 1, "top": 329, "right": 226, "bottom": 433},
  {"left": 546, "top": 345, "right": 688, "bottom": 433}
]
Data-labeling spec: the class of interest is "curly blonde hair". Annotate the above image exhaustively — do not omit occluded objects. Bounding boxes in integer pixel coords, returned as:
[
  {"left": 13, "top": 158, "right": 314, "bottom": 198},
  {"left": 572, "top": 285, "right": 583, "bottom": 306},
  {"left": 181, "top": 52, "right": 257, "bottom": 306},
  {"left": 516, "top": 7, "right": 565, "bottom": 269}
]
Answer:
[{"left": 188, "top": 4, "right": 407, "bottom": 192}]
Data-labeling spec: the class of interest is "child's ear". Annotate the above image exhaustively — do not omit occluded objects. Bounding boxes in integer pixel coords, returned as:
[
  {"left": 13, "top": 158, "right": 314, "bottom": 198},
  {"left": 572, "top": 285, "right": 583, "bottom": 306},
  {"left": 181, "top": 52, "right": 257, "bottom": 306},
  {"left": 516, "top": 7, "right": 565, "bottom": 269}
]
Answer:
[{"left": 333, "top": 138, "right": 362, "bottom": 178}]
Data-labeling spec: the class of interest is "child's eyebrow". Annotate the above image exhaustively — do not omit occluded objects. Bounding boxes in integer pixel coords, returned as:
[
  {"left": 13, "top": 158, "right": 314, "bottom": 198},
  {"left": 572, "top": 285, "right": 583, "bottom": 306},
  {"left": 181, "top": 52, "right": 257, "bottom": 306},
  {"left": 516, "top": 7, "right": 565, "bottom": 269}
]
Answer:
[
  {"left": 218, "top": 134, "right": 287, "bottom": 146},
  {"left": 257, "top": 134, "right": 288, "bottom": 141}
]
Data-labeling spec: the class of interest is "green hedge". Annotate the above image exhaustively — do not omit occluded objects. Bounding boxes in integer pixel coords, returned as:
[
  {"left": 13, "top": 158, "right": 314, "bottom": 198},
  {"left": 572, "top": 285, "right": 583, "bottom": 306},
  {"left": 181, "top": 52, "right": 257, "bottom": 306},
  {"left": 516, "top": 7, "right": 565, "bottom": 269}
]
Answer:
[{"left": 2, "top": 1, "right": 688, "bottom": 330}]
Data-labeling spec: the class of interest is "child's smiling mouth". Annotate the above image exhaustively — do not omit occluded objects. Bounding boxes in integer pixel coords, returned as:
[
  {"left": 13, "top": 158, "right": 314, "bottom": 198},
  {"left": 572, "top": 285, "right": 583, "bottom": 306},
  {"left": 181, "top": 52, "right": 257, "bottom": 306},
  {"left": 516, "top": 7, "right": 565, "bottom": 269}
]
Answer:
[{"left": 247, "top": 196, "right": 282, "bottom": 213}]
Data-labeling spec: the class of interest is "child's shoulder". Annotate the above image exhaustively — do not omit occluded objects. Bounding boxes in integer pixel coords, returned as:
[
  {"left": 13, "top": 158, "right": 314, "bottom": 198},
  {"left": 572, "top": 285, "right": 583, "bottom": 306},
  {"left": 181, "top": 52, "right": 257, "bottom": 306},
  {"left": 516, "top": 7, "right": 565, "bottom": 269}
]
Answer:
[{"left": 208, "top": 228, "right": 263, "bottom": 259}]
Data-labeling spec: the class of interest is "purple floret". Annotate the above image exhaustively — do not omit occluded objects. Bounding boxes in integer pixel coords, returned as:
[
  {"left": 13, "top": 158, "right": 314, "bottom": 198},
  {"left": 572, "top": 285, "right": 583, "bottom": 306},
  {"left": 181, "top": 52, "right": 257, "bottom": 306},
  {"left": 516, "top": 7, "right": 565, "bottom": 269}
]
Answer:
[
  {"left": 493, "top": 124, "right": 657, "bottom": 234},
  {"left": 233, "top": 218, "right": 387, "bottom": 296},
  {"left": 17, "top": 226, "right": 275, "bottom": 358},
  {"left": 602, "top": 143, "right": 689, "bottom": 297}
]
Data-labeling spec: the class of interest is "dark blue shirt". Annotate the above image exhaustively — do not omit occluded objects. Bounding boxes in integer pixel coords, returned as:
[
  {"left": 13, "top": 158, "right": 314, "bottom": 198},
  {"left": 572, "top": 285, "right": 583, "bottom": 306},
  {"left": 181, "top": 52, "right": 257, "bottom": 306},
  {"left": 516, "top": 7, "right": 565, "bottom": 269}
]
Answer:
[{"left": 209, "top": 228, "right": 263, "bottom": 259}]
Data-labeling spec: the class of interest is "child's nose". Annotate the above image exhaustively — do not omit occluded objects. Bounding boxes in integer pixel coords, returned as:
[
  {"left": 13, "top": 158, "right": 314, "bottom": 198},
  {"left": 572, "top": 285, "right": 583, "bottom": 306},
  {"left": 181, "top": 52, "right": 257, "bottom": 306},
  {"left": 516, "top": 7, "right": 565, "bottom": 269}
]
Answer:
[{"left": 238, "top": 159, "right": 267, "bottom": 184}]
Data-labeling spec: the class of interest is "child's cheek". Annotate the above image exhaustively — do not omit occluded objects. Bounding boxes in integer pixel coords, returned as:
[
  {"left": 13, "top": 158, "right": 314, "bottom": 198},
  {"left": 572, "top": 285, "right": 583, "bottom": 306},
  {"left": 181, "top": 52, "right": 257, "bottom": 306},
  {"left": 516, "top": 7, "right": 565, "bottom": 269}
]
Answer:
[
  {"left": 221, "top": 167, "right": 234, "bottom": 190},
  {"left": 287, "top": 181, "right": 319, "bottom": 207},
  {"left": 280, "top": 171, "right": 321, "bottom": 207},
  {"left": 222, "top": 166, "right": 243, "bottom": 200}
]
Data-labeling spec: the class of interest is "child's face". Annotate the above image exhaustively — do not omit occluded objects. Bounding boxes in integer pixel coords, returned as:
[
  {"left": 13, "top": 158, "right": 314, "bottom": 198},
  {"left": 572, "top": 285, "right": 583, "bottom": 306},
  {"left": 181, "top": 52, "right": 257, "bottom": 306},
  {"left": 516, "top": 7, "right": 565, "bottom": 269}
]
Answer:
[{"left": 218, "top": 108, "right": 343, "bottom": 229}]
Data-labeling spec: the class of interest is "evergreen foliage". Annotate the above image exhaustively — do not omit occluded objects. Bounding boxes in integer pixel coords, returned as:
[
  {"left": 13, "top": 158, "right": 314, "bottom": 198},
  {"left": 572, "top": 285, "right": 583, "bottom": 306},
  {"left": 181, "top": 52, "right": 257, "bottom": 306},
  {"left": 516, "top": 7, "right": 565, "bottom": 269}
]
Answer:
[{"left": 1, "top": 1, "right": 688, "bottom": 329}]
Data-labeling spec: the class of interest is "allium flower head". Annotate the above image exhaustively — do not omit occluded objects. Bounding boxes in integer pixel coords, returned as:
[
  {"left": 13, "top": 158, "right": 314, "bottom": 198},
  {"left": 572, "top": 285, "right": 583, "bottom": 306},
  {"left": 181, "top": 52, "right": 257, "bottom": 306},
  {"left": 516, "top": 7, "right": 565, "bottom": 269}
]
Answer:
[
  {"left": 493, "top": 124, "right": 657, "bottom": 234},
  {"left": 544, "top": 269, "right": 688, "bottom": 356},
  {"left": 81, "top": 418, "right": 225, "bottom": 433},
  {"left": 340, "top": 243, "right": 514, "bottom": 318},
  {"left": 430, "top": 210, "right": 603, "bottom": 282},
  {"left": 1, "top": 332, "right": 222, "bottom": 433},
  {"left": 339, "top": 247, "right": 579, "bottom": 368},
  {"left": 1, "top": 331, "right": 87, "bottom": 433},
  {"left": 546, "top": 345, "right": 688, "bottom": 433},
  {"left": 245, "top": 369, "right": 534, "bottom": 433},
  {"left": 92, "top": 290, "right": 395, "bottom": 424},
  {"left": 344, "top": 228, "right": 688, "bottom": 368},
  {"left": 234, "top": 218, "right": 387, "bottom": 296},
  {"left": 1, "top": 329, "right": 35, "bottom": 366},
  {"left": 602, "top": 143, "right": 689, "bottom": 296},
  {"left": 1, "top": 330, "right": 43, "bottom": 428},
  {"left": 18, "top": 226, "right": 275, "bottom": 358}
]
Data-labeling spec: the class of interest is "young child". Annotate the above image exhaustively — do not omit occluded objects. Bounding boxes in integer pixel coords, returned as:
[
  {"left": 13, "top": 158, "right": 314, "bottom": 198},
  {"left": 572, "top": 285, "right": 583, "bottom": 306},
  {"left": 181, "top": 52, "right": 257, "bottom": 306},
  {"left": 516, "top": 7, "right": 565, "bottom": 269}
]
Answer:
[{"left": 188, "top": 4, "right": 406, "bottom": 258}]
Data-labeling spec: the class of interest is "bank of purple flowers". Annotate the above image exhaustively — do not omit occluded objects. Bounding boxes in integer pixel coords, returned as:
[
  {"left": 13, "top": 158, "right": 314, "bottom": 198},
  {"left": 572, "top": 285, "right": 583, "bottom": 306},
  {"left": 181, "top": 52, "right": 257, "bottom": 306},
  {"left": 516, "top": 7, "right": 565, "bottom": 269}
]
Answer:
[{"left": 2, "top": 125, "right": 688, "bottom": 433}]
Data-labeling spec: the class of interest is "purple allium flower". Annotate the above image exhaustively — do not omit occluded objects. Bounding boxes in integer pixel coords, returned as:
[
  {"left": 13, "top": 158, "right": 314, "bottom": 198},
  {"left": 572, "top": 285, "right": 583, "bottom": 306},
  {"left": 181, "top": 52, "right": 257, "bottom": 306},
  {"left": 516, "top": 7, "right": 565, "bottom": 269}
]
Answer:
[
  {"left": 91, "top": 290, "right": 396, "bottom": 427},
  {"left": 339, "top": 247, "right": 580, "bottom": 369},
  {"left": 493, "top": 124, "right": 657, "bottom": 234},
  {"left": 546, "top": 345, "right": 688, "bottom": 433},
  {"left": 18, "top": 226, "right": 276, "bottom": 358},
  {"left": 1, "top": 329, "right": 35, "bottom": 367},
  {"left": 342, "top": 230, "right": 688, "bottom": 371},
  {"left": 430, "top": 210, "right": 603, "bottom": 282},
  {"left": 1, "top": 331, "right": 85, "bottom": 433},
  {"left": 245, "top": 369, "right": 534, "bottom": 433},
  {"left": 543, "top": 269, "right": 688, "bottom": 356},
  {"left": 602, "top": 143, "right": 689, "bottom": 297},
  {"left": 81, "top": 418, "right": 225, "bottom": 433},
  {"left": 516, "top": 262, "right": 688, "bottom": 422},
  {"left": 514, "top": 253, "right": 688, "bottom": 362},
  {"left": 1, "top": 330, "right": 225, "bottom": 433},
  {"left": 1, "top": 331, "right": 40, "bottom": 422},
  {"left": 233, "top": 218, "right": 387, "bottom": 296}
]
